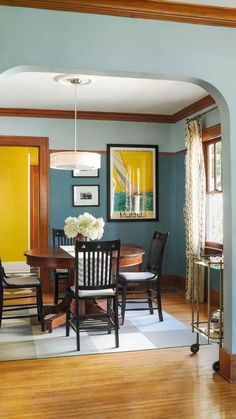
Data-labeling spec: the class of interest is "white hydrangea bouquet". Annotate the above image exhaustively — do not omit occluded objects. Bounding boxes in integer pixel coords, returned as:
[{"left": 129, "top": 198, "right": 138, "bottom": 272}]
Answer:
[{"left": 64, "top": 212, "right": 105, "bottom": 240}]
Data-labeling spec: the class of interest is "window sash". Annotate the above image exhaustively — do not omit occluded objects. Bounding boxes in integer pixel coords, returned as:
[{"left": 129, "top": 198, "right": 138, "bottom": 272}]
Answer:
[{"left": 203, "top": 131, "right": 223, "bottom": 248}]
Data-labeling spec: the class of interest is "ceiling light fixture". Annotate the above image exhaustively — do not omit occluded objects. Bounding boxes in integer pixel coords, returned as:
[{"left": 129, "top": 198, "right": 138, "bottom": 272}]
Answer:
[{"left": 50, "top": 74, "right": 101, "bottom": 170}]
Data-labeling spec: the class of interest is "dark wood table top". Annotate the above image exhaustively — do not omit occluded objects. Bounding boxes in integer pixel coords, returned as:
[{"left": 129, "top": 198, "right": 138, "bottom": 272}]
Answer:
[{"left": 24, "top": 243, "right": 145, "bottom": 269}]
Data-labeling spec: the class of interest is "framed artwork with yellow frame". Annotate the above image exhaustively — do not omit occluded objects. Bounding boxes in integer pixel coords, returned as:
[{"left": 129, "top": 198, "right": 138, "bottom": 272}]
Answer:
[{"left": 107, "top": 144, "right": 159, "bottom": 222}]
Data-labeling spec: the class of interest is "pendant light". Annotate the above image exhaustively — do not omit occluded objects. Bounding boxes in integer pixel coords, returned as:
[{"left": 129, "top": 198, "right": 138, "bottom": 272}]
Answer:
[{"left": 50, "top": 74, "right": 101, "bottom": 170}]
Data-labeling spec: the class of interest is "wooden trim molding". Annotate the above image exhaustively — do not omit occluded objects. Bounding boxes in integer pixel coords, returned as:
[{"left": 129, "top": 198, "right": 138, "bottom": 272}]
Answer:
[
  {"left": 161, "top": 274, "right": 185, "bottom": 290},
  {"left": 161, "top": 275, "right": 222, "bottom": 309},
  {"left": 0, "top": 108, "right": 173, "bottom": 123},
  {"left": 2, "top": 1, "right": 236, "bottom": 28},
  {"left": 172, "top": 95, "right": 216, "bottom": 123},
  {"left": 219, "top": 348, "right": 236, "bottom": 383},
  {"left": 0, "top": 95, "right": 216, "bottom": 124},
  {"left": 202, "top": 123, "right": 221, "bottom": 142}
]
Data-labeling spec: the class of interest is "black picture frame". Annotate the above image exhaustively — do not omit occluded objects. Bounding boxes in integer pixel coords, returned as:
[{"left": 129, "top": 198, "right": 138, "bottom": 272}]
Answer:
[
  {"left": 72, "top": 185, "right": 100, "bottom": 207},
  {"left": 72, "top": 169, "right": 99, "bottom": 178},
  {"left": 107, "top": 144, "right": 159, "bottom": 222}
]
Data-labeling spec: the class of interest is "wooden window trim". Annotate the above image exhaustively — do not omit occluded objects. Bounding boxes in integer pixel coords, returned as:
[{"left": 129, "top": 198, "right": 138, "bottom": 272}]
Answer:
[
  {"left": 202, "top": 123, "right": 221, "bottom": 142},
  {"left": 204, "top": 138, "right": 222, "bottom": 193},
  {"left": 202, "top": 124, "right": 223, "bottom": 249}
]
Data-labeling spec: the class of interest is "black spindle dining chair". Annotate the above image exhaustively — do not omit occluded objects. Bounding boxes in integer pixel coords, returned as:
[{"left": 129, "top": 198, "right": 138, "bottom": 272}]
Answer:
[
  {"left": 118, "top": 231, "right": 169, "bottom": 325},
  {"left": 52, "top": 228, "right": 75, "bottom": 304},
  {"left": 65, "top": 239, "right": 121, "bottom": 351},
  {"left": 0, "top": 259, "right": 45, "bottom": 331}
]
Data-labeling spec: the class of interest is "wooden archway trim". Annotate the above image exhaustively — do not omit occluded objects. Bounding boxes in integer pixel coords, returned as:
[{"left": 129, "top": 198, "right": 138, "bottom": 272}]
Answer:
[
  {"left": 0, "top": 135, "right": 49, "bottom": 248},
  {"left": 1, "top": 1, "right": 236, "bottom": 28}
]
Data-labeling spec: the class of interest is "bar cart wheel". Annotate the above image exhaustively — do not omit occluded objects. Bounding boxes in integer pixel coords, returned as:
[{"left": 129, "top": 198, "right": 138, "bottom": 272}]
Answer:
[
  {"left": 190, "top": 343, "right": 200, "bottom": 354},
  {"left": 212, "top": 361, "right": 220, "bottom": 372}
]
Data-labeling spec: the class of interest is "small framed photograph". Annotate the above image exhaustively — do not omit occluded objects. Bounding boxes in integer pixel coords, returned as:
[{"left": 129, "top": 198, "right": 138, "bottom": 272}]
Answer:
[
  {"left": 73, "top": 185, "right": 100, "bottom": 207},
  {"left": 72, "top": 169, "right": 99, "bottom": 178}
]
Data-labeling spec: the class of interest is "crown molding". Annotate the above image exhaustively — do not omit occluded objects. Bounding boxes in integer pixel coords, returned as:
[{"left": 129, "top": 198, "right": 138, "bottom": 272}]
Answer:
[
  {"left": 0, "top": 95, "right": 216, "bottom": 123},
  {"left": 172, "top": 95, "right": 216, "bottom": 123},
  {"left": 1, "top": 1, "right": 236, "bottom": 28},
  {"left": 0, "top": 108, "right": 172, "bottom": 123},
  {"left": 0, "top": 108, "right": 173, "bottom": 123}
]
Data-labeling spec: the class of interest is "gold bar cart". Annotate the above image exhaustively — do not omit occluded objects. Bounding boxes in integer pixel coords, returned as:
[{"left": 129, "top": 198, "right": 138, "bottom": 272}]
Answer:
[{"left": 189, "top": 253, "right": 223, "bottom": 372}]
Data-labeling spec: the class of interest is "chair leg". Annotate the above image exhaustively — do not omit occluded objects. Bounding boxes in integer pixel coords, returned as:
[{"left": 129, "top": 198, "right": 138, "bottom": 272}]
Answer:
[
  {"left": 156, "top": 281, "right": 163, "bottom": 322},
  {"left": 120, "top": 281, "right": 127, "bottom": 325},
  {"left": 75, "top": 297, "right": 80, "bottom": 351},
  {"left": 107, "top": 298, "right": 112, "bottom": 334},
  {"left": 54, "top": 275, "right": 59, "bottom": 305},
  {"left": 147, "top": 286, "right": 154, "bottom": 315},
  {"left": 65, "top": 292, "right": 70, "bottom": 337},
  {"left": 37, "top": 285, "right": 45, "bottom": 332},
  {"left": 36, "top": 290, "right": 40, "bottom": 321},
  {"left": 0, "top": 286, "right": 3, "bottom": 328},
  {"left": 114, "top": 294, "right": 119, "bottom": 348}
]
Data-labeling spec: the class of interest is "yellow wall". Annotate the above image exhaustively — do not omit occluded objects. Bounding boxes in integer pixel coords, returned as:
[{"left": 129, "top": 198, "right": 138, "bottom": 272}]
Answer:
[{"left": 0, "top": 147, "right": 29, "bottom": 261}]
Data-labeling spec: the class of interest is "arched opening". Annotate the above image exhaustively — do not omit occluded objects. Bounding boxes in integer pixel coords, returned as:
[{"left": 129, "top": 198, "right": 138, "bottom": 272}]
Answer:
[{"left": 0, "top": 65, "right": 231, "bottom": 368}]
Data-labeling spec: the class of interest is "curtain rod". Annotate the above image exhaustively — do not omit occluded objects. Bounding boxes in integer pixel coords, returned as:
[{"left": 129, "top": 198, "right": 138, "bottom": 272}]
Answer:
[{"left": 186, "top": 105, "right": 218, "bottom": 123}]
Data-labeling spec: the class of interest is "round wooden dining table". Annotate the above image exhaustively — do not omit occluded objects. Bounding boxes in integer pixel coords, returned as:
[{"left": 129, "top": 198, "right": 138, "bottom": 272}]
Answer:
[
  {"left": 24, "top": 243, "right": 145, "bottom": 332},
  {"left": 24, "top": 243, "right": 145, "bottom": 271}
]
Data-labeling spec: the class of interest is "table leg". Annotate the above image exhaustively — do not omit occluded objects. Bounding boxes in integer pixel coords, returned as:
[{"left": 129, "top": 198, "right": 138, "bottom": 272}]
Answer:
[{"left": 44, "top": 300, "right": 84, "bottom": 333}]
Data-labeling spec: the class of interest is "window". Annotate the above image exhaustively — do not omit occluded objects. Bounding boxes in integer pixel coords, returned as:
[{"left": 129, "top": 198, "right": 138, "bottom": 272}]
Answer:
[{"left": 203, "top": 128, "right": 223, "bottom": 248}]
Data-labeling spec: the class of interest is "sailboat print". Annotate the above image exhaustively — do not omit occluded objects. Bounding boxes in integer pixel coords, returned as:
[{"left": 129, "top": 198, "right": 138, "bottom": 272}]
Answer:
[
  {"left": 108, "top": 145, "right": 158, "bottom": 221},
  {"left": 112, "top": 150, "right": 151, "bottom": 214}
]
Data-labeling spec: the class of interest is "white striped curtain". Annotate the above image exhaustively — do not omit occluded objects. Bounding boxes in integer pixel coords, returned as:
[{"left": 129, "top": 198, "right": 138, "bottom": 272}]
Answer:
[{"left": 184, "top": 119, "right": 206, "bottom": 302}]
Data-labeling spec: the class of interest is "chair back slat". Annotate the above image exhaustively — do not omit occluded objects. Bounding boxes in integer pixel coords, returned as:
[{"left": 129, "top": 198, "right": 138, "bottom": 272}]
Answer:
[
  {"left": 75, "top": 240, "right": 120, "bottom": 291},
  {"left": 52, "top": 228, "right": 75, "bottom": 248},
  {"left": 146, "top": 231, "right": 169, "bottom": 277}
]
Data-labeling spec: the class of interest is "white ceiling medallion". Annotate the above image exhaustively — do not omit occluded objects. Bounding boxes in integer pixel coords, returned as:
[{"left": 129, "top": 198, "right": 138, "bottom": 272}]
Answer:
[{"left": 50, "top": 74, "right": 101, "bottom": 171}]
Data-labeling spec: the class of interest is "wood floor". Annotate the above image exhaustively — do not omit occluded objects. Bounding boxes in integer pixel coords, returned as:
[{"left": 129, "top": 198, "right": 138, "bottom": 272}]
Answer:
[{"left": 1, "top": 289, "right": 236, "bottom": 419}]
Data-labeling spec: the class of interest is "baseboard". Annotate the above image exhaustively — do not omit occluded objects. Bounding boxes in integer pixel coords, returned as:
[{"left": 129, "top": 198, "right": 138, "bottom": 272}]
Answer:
[
  {"left": 219, "top": 348, "right": 236, "bottom": 383},
  {"left": 210, "top": 288, "right": 220, "bottom": 306},
  {"left": 161, "top": 274, "right": 185, "bottom": 290},
  {"left": 161, "top": 275, "right": 220, "bottom": 305}
]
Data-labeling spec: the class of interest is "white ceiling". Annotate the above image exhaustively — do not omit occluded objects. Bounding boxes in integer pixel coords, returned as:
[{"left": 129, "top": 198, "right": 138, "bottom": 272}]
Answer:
[{"left": 0, "top": 71, "right": 209, "bottom": 116}]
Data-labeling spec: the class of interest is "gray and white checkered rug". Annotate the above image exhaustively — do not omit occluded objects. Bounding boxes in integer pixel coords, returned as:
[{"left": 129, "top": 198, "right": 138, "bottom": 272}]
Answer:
[{"left": 0, "top": 305, "right": 208, "bottom": 361}]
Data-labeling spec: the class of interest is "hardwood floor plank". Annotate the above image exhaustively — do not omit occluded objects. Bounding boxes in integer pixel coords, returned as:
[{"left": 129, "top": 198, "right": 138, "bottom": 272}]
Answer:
[{"left": 0, "top": 290, "right": 235, "bottom": 418}]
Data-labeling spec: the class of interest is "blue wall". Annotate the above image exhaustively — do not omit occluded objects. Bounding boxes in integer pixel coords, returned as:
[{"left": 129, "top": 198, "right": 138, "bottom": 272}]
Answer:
[
  {"left": 0, "top": 111, "right": 220, "bottom": 280},
  {"left": 50, "top": 153, "right": 177, "bottom": 274},
  {"left": 0, "top": 117, "right": 171, "bottom": 152},
  {"left": 0, "top": 115, "right": 179, "bottom": 275},
  {"left": 1, "top": 5, "right": 235, "bottom": 352}
]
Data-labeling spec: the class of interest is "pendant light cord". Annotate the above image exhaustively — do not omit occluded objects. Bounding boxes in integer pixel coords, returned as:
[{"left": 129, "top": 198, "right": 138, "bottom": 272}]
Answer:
[{"left": 74, "top": 81, "right": 77, "bottom": 153}]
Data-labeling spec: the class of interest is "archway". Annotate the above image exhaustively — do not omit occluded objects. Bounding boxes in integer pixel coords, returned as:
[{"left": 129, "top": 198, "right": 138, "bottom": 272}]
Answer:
[{"left": 0, "top": 65, "right": 232, "bottom": 375}]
